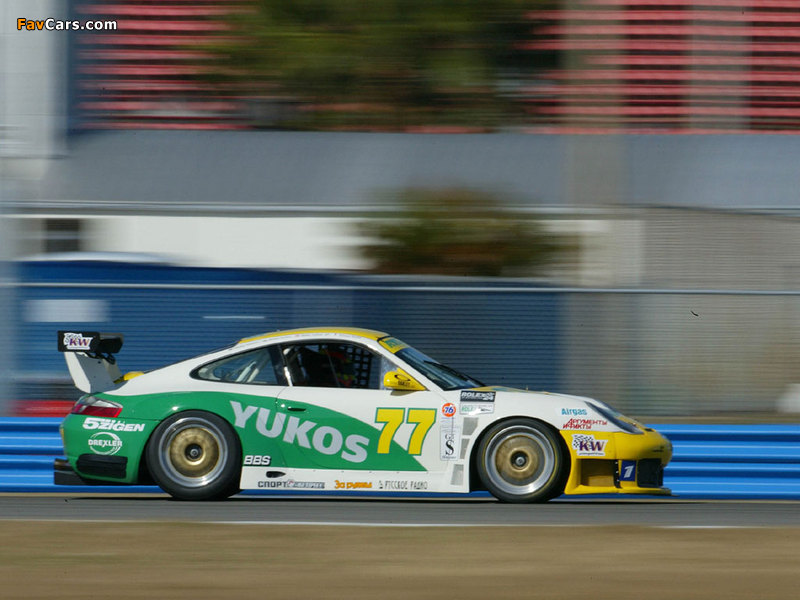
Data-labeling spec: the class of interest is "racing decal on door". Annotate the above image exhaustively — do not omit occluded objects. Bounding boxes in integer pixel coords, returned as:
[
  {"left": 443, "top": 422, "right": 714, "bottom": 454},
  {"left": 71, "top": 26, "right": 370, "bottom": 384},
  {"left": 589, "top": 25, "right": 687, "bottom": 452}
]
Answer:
[
  {"left": 229, "top": 399, "right": 428, "bottom": 471},
  {"left": 374, "top": 408, "right": 436, "bottom": 456}
]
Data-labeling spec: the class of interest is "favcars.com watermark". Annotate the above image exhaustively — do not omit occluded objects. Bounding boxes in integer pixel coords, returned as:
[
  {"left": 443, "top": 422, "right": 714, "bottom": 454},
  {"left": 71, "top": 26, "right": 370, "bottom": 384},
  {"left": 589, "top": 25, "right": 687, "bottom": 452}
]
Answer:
[{"left": 17, "top": 18, "right": 118, "bottom": 31}]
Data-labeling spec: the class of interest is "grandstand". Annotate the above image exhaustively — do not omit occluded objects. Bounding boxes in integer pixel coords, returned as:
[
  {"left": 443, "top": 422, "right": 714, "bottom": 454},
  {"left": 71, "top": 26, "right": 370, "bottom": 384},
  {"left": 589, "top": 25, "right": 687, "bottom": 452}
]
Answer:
[
  {"left": 525, "top": 0, "right": 800, "bottom": 132},
  {"left": 69, "top": 0, "right": 800, "bottom": 133},
  {"left": 72, "top": 0, "right": 248, "bottom": 130}
]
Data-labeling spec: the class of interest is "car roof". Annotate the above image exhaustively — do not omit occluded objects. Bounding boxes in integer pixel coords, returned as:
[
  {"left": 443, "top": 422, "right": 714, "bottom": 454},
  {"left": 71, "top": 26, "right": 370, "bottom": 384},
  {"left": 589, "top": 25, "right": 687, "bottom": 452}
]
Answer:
[{"left": 237, "top": 327, "right": 391, "bottom": 345}]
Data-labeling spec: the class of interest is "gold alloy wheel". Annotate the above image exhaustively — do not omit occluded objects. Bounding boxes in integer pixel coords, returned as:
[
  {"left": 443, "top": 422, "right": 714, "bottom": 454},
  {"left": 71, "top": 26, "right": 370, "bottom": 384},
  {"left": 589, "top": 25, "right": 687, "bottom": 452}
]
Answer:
[
  {"left": 157, "top": 417, "right": 228, "bottom": 488},
  {"left": 484, "top": 425, "right": 557, "bottom": 496},
  {"left": 493, "top": 434, "right": 542, "bottom": 484},
  {"left": 168, "top": 427, "right": 221, "bottom": 479}
]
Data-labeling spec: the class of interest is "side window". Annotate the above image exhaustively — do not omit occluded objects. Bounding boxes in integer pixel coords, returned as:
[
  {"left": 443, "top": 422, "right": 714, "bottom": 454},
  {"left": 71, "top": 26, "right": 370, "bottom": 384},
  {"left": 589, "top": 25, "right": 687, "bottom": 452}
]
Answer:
[
  {"left": 194, "top": 346, "right": 285, "bottom": 385},
  {"left": 281, "top": 342, "right": 383, "bottom": 389}
]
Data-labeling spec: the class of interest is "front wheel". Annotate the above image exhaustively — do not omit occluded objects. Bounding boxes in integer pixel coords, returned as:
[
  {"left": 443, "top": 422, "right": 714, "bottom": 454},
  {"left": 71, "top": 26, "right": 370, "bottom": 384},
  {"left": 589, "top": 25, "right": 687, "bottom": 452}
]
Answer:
[
  {"left": 146, "top": 411, "right": 241, "bottom": 500},
  {"left": 476, "top": 419, "right": 568, "bottom": 503}
]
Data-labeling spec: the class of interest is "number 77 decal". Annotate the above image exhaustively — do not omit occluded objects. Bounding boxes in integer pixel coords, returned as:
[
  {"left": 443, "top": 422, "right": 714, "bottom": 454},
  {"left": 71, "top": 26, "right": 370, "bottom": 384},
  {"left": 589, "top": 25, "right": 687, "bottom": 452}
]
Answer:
[{"left": 375, "top": 408, "right": 436, "bottom": 455}]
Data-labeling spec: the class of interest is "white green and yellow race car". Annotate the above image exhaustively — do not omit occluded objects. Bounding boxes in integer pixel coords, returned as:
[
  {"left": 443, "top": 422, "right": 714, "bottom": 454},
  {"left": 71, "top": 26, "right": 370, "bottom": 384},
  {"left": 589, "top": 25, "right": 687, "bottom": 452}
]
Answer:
[{"left": 55, "top": 327, "right": 672, "bottom": 502}]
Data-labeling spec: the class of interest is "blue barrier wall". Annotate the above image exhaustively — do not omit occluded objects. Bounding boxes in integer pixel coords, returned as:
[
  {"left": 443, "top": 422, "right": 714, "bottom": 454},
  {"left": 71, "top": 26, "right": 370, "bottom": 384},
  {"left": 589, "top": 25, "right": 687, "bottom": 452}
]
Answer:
[{"left": 2, "top": 419, "right": 799, "bottom": 499}]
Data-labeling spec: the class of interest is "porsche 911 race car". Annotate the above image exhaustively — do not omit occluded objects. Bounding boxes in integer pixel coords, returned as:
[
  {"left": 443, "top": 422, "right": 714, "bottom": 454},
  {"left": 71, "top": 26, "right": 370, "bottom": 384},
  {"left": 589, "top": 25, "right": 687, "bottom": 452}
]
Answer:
[{"left": 55, "top": 327, "right": 672, "bottom": 502}]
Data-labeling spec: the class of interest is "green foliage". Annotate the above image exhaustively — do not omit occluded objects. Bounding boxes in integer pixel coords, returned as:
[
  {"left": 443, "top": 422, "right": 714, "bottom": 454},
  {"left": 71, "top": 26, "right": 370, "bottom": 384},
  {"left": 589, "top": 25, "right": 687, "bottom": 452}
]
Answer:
[
  {"left": 359, "top": 188, "right": 564, "bottom": 277},
  {"left": 206, "top": 0, "right": 539, "bottom": 129}
]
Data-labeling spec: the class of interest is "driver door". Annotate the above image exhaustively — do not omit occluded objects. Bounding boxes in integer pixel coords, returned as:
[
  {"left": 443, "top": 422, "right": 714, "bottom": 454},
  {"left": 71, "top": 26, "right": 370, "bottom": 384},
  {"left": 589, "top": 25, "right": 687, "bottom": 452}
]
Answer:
[{"left": 274, "top": 341, "right": 455, "bottom": 478}]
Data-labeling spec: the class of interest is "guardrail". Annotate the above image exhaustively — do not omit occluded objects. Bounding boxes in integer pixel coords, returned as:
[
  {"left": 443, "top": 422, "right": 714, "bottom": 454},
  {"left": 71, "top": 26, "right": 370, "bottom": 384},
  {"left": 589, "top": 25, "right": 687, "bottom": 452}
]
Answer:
[
  {"left": 1, "top": 419, "right": 799, "bottom": 498},
  {"left": 0, "top": 418, "right": 158, "bottom": 493},
  {"left": 656, "top": 424, "right": 800, "bottom": 499}
]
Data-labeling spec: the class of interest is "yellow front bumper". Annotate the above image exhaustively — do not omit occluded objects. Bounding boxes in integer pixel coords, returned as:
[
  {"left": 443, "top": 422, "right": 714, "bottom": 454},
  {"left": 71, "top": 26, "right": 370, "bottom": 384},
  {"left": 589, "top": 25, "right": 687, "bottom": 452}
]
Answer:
[{"left": 560, "top": 428, "right": 673, "bottom": 496}]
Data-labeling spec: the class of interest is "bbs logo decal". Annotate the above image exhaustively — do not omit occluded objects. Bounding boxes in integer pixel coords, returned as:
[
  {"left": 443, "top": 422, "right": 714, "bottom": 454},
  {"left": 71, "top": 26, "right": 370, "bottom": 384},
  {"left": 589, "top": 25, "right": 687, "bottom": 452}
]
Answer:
[
  {"left": 88, "top": 432, "right": 122, "bottom": 455},
  {"left": 243, "top": 455, "right": 271, "bottom": 466}
]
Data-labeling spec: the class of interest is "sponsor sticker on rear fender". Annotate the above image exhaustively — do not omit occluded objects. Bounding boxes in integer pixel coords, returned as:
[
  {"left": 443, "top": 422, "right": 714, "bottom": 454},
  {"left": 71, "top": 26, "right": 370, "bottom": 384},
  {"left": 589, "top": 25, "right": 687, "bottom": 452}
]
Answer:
[
  {"left": 82, "top": 417, "right": 146, "bottom": 432},
  {"left": 88, "top": 432, "right": 122, "bottom": 455}
]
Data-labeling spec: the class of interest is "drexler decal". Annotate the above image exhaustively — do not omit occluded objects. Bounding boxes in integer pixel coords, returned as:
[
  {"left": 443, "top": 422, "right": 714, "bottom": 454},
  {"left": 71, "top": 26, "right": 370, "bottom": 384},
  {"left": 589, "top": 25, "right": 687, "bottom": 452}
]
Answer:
[
  {"left": 88, "top": 432, "right": 122, "bottom": 456},
  {"left": 460, "top": 390, "right": 495, "bottom": 402}
]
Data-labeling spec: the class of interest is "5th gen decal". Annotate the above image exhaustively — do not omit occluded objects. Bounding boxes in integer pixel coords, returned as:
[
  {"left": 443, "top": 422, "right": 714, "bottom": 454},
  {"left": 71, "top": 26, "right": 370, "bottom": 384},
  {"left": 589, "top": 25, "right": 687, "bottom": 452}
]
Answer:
[{"left": 375, "top": 408, "right": 436, "bottom": 455}]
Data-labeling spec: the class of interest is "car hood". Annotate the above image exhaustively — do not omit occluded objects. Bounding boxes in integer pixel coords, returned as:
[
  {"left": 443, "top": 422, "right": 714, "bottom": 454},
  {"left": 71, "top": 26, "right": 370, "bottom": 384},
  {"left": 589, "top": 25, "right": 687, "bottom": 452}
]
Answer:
[{"left": 450, "top": 386, "right": 638, "bottom": 433}]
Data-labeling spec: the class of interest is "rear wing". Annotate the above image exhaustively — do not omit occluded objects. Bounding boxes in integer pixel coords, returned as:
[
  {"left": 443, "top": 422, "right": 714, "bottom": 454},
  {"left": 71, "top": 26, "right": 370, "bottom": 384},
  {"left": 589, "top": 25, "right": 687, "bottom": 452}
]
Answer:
[{"left": 57, "top": 331, "right": 124, "bottom": 394}]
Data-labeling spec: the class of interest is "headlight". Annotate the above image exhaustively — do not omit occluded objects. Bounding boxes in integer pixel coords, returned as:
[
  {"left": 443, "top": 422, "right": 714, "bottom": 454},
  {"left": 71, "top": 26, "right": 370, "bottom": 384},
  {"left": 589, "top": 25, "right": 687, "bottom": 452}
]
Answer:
[{"left": 589, "top": 402, "right": 642, "bottom": 435}]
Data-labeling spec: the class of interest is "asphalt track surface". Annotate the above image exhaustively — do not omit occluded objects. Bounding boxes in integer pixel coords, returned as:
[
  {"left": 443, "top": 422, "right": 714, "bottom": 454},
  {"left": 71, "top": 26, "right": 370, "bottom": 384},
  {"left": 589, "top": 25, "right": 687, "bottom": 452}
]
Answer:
[{"left": 2, "top": 495, "right": 799, "bottom": 527}]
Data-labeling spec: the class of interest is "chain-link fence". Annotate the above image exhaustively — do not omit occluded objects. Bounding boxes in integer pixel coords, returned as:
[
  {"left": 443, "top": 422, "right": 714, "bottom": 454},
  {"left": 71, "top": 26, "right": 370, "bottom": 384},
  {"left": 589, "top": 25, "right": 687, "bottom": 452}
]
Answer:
[
  {"left": 9, "top": 260, "right": 800, "bottom": 418},
  {"left": 563, "top": 290, "right": 800, "bottom": 416}
]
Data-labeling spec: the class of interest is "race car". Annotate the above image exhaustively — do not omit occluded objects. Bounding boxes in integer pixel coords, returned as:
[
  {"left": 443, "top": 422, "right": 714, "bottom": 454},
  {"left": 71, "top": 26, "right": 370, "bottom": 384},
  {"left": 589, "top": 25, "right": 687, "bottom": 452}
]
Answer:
[{"left": 54, "top": 327, "right": 672, "bottom": 502}]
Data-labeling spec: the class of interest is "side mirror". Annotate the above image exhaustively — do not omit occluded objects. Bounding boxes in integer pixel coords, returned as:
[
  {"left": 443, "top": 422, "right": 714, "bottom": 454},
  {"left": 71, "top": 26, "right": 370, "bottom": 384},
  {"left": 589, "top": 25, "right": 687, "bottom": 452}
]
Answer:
[{"left": 383, "top": 369, "right": 426, "bottom": 392}]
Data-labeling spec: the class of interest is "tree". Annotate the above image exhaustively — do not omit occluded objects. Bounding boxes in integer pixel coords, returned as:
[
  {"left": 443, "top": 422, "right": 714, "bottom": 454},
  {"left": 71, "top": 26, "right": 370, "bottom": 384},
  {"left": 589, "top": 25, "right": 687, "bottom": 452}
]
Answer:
[
  {"left": 206, "top": 0, "right": 540, "bottom": 130},
  {"left": 359, "top": 188, "right": 564, "bottom": 277}
]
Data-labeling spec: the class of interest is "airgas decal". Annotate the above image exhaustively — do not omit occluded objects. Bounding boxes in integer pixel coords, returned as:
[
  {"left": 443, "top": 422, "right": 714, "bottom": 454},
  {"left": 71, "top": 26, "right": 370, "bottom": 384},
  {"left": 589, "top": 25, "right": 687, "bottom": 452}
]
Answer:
[{"left": 231, "top": 400, "right": 428, "bottom": 471}]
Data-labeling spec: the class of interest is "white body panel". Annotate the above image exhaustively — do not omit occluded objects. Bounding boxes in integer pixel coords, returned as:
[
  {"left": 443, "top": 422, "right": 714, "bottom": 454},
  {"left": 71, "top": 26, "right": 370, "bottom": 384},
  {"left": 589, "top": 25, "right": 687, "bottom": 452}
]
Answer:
[{"left": 70, "top": 328, "right": 648, "bottom": 496}]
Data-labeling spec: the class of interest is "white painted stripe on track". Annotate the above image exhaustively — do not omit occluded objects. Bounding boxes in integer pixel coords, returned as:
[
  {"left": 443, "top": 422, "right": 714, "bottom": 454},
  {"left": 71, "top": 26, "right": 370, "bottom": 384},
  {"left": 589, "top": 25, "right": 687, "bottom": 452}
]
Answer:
[{"left": 0, "top": 517, "right": 774, "bottom": 529}]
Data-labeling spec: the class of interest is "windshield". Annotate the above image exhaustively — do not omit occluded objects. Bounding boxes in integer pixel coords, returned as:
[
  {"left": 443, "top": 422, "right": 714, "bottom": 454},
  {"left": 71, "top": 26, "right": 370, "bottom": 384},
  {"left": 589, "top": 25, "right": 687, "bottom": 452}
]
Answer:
[{"left": 394, "top": 346, "right": 483, "bottom": 391}]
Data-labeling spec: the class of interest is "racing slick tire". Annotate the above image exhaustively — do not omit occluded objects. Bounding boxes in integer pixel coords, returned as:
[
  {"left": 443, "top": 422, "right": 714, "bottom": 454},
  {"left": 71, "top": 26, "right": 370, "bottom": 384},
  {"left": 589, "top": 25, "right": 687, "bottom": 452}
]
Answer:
[
  {"left": 476, "top": 418, "right": 569, "bottom": 503},
  {"left": 146, "top": 411, "right": 241, "bottom": 500}
]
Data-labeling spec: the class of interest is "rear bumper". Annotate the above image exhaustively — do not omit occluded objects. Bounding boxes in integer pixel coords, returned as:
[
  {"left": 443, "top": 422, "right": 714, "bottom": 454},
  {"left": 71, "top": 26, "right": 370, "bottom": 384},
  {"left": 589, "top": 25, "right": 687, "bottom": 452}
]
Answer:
[
  {"left": 54, "top": 458, "right": 89, "bottom": 486},
  {"left": 54, "top": 456, "right": 129, "bottom": 486}
]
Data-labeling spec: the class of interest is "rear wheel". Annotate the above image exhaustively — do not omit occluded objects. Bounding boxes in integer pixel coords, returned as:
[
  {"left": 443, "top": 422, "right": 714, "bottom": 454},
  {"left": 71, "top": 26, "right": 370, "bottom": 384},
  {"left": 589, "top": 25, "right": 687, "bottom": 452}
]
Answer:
[
  {"left": 146, "top": 411, "right": 241, "bottom": 500},
  {"left": 476, "top": 419, "right": 568, "bottom": 503}
]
